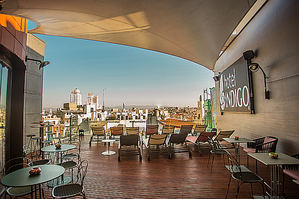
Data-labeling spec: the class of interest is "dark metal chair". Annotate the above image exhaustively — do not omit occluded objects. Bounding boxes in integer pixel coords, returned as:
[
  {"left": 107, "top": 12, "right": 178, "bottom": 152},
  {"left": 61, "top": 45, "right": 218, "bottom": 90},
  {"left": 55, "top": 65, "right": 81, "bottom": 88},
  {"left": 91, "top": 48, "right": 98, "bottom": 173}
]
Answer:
[
  {"left": 213, "top": 130, "right": 235, "bottom": 149},
  {"left": 225, "top": 150, "right": 265, "bottom": 199},
  {"left": 118, "top": 134, "right": 142, "bottom": 161},
  {"left": 244, "top": 136, "right": 278, "bottom": 172},
  {"left": 52, "top": 159, "right": 88, "bottom": 199}
]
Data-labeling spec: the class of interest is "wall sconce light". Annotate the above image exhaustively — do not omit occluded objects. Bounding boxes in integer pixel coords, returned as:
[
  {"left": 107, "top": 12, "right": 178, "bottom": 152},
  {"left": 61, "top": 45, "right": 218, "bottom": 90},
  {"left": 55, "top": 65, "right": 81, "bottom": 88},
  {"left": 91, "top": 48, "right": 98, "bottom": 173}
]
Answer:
[
  {"left": 213, "top": 74, "right": 220, "bottom": 81},
  {"left": 248, "top": 62, "right": 270, "bottom": 99},
  {"left": 25, "top": 56, "right": 50, "bottom": 70}
]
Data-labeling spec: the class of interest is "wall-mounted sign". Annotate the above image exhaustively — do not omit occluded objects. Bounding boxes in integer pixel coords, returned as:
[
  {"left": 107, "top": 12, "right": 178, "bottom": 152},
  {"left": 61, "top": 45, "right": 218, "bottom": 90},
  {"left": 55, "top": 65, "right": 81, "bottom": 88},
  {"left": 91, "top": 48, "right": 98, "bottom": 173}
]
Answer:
[{"left": 219, "top": 57, "right": 251, "bottom": 112}]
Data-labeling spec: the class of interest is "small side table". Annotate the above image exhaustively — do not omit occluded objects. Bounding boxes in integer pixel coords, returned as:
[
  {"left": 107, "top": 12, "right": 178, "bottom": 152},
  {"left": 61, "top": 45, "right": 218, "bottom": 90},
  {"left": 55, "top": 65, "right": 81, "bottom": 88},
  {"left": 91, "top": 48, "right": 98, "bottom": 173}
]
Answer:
[{"left": 102, "top": 139, "right": 116, "bottom": 155}]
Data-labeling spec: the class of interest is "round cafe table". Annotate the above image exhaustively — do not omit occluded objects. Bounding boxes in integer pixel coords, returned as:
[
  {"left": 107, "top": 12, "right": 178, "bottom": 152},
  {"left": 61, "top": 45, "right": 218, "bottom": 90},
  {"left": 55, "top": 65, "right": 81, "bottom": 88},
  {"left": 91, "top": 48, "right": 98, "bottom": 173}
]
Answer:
[
  {"left": 1, "top": 164, "right": 64, "bottom": 199},
  {"left": 41, "top": 144, "right": 76, "bottom": 187},
  {"left": 102, "top": 139, "right": 116, "bottom": 155}
]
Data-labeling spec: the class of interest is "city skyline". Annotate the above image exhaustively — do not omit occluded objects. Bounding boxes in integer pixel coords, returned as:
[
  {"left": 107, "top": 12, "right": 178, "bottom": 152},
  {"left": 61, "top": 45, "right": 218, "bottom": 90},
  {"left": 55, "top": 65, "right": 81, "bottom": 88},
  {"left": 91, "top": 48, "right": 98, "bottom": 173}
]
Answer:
[{"left": 30, "top": 24, "right": 215, "bottom": 108}]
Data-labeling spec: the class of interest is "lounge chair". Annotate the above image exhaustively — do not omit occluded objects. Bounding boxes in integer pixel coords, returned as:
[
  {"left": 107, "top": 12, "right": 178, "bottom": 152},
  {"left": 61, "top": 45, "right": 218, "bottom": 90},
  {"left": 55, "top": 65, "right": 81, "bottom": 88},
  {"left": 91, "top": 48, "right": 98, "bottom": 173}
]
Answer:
[
  {"left": 179, "top": 125, "right": 193, "bottom": 135},
  {"left": 161, "top": 125, "right": 174, "bottom": 135},
  {"left": 110, "top": 126, "right": 124, "bottom": 141},
  {"left": 193, "top": 124, "right": 207, "bottom": 135},
  {"left": 126, "top": 127, "right": 139, "bottom": 135},
  {"left": 145, "top": 125, "right": 159, "bottom": 137},
  {"left": 166, "top": 131, "right": 192, "bottom": 159},
  {"left": 118, "top": 135, "right": 142, "bottom": 161},
  {"left": 213, "top": 130, "right": 235, "bottom": 149},
  {"left": 144, "top": 134, "right": 168, "bottom": 161},
  {"left": 89, "top": 126, "right": 106, "bottom": 146},
  {"left": 186, "top": 131, "right": 216, "bottom": 153}
]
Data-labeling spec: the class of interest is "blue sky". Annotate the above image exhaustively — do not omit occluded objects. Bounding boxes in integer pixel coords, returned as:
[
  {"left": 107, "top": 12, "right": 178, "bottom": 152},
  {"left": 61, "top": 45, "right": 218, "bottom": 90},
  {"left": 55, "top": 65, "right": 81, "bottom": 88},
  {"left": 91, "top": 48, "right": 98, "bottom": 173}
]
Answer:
[{"left": 30, "top": 25, "right": 214, "bottom": 108}]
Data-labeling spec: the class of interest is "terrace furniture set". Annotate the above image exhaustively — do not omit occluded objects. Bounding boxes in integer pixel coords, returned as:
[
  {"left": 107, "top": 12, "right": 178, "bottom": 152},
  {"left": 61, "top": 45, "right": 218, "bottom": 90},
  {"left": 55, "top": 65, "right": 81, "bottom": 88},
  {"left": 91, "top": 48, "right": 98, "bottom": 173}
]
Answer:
[{"left": 1, "top": 143, "right": 88, "bottom": 199}]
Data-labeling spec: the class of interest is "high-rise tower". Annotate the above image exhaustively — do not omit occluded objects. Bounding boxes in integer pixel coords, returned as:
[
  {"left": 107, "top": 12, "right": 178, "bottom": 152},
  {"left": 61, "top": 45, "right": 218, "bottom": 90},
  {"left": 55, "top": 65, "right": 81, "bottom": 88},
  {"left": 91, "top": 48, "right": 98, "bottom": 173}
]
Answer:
[{"left": 70, "top": 88, "right": 82, "bottom": 106}]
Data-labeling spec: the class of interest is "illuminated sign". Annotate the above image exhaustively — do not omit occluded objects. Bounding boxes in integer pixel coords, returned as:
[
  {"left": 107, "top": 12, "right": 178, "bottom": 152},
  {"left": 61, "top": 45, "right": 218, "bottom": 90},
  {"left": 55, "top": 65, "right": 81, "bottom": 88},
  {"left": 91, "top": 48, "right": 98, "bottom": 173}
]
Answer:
[{"left": 219, "top": 57, "right": 251, "bottom": 112}]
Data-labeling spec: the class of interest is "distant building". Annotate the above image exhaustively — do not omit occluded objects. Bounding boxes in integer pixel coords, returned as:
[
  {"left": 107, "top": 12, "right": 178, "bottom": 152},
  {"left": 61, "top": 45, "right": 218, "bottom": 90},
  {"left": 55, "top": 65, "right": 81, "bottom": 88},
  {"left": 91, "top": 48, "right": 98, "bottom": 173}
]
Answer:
[
  {"left": 63, "top": 102, "right": 77, "bottom": 111},
  {"left": 70, "top": 88, "right": 82, "bottom": 105},
  {"left": 87, "top": 92, "right": 99, "bottom": 108}
]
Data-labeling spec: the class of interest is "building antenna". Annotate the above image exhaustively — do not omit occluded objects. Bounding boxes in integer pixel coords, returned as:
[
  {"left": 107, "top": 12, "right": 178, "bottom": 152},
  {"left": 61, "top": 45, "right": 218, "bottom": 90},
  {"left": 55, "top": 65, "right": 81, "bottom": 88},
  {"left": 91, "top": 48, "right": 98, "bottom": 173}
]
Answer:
[{"left": 102, "top": 88, "right": 105, "bottom": 112}]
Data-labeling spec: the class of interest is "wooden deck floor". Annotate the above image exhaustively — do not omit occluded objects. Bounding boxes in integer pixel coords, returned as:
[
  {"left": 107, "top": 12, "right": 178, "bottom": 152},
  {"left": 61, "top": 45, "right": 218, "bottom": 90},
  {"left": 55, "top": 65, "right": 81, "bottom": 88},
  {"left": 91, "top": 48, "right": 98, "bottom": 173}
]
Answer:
[{"left": 41, "top": 136, "right": 298, "bottom": 198}]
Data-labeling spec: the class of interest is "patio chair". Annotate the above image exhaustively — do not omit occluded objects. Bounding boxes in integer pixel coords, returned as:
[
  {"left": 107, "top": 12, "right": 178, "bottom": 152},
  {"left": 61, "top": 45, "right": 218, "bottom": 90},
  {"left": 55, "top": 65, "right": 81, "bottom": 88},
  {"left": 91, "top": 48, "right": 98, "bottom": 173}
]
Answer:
[
  {"left": 145, "top": 125, "right": 159, "bottom": 137},
  {"left": 162, "top": 125, "right": 174, "bottom": 135},
  {"left": 179, "top": 125, "right": 193, "bottom": 135},
  {"left": 110, "top": 126, "right": 124, "bottom": 141},
  {"left": 60, "top": 153, "right": 81, "bottom": 182},
  {"left": 52, "top": 160, "right": 88, "bottom": 199},
  {"left": 225, "top": 150, "right": 265, "bottom": 199},
  {"left": 118, "top": 134, "right": 142, "bottom": 161},
  {"left": 282, "top": 154, "right": 299, "bottom": 196},
  {"left": 89, "top": 126, "right": 106, "bottom": 146},
  {"left": 244, "top": 136, "right": 278, "bottom": 172},
  {"left": 213, "top": 130, "right": 235, "bottom": 149},
  {"left": 186, "top": 131, "right": 216, "bottom": 154},
  {"left": 207, "top": 136, "right": 228, "bottom": 169},
  {"left": 144, "top": 134, "right": 168, "bottom": 161},
  {"left": 193, "top": 124, "right": 207, "bottom": 136},
  {"left": 126, "top": 127, "right": 139, "bottom": 135},
  {"left": 166, "top": 131, "right": 192, "bottom": 159}
]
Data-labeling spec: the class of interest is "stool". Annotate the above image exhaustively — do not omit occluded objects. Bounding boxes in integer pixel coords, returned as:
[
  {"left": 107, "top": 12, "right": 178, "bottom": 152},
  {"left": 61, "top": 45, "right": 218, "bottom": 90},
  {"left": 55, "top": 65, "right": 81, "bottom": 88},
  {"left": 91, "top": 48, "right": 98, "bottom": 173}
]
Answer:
[
  {"left": 26, "top": 134, "right": 36, "bottom": 159},
  {"left": 32, "top": 137, "right": 42, "bottom": 158}
]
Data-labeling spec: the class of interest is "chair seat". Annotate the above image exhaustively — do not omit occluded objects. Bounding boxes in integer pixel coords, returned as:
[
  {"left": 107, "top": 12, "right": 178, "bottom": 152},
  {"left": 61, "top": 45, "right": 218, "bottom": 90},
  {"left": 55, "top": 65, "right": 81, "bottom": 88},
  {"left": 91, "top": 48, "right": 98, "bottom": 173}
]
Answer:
[
  {"left": 7, "top": 186, "right": 34, "bottom": 197},
  {"left": 186, "top": 136, "right": 197, "bottom": 143},
  {"left": 283, "top": 169, "right": 299, "bottom": 180},
  {"left": 52, "top": 183, "right": 83, "bottom": 198},
  {"left": 244, "top": 147, "right": 256, "bottom": 153},
  {"left": 232, "top": 172, "right": 263, "bottom": 183},
  {"left": 31, "top": 159, "right": 51, "bottom": 166},
  {"left": 60, "top": 161, "right": 77, "bottom": 169}
]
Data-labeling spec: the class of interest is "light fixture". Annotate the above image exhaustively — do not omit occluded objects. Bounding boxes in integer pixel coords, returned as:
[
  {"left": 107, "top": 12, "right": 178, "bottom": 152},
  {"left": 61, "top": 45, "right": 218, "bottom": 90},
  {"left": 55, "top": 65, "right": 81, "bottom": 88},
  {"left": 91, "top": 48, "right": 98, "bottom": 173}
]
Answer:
[
  {"left": 213, "top": 74, "right": 220, "bottom": 81},
  {"left": 25, "top": 56, "right": 50, "bottom": 70},
  {"left": 248, "top": 62, "right": 270, "bottom": 99}
]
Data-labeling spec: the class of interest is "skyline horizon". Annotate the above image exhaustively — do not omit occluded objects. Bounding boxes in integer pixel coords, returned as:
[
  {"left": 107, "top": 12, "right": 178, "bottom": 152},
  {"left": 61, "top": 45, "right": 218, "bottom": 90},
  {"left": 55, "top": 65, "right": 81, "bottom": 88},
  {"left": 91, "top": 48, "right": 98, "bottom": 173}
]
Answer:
[{"left": 29, "top": 23, "right": 215, "bottom": 109}]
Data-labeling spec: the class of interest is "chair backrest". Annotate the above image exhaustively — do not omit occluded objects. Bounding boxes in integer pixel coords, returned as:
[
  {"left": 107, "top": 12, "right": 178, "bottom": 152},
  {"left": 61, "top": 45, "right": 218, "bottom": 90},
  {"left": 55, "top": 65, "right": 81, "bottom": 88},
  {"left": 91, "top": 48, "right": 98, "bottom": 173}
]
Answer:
[
  {"left": 169, "top": 133, "right": 188, "bottom": 144},
  {"left": 120, "top": 135, "right": 139, "bottom": 146},
  {"left": 258, "top": 136, "right": 278, "bottom": 153},
  {"left": 214, "top": 130, "right": 234, "bottom": 141},
  {"left": 126, "top": 127, "right": 139, "bottom": 135},
  {"left": 149, "top": 134, "right": 167, "bottom": 145},
  {"left": 225, "top": 150, "right": 242, "bottom": 174},
  {"left": 4, "top": 157, "right": 31, "bottom": 175},
  {"left": 162, "top": 125, "right": 174, "bottom": 134},
  {"left": 110, "top": 127, "right": 123, "bottom": 136},
  {"left": 197, "top": 131, "right": 216, "bottom": 143},
  {"left": 91, "top": 126, "right": 105, "bottom": 136},
  {"left": 193, "top": 125, "right": 207, "bottom": 134},
  {"left": 179, "top": 125, "right": 193, "bottom": 135},
  {"left": 77, "top": 160, "right": 88, "bottom": 186},
  {"left": 145, "top": 125, "right": 159, "bottom": 136}
]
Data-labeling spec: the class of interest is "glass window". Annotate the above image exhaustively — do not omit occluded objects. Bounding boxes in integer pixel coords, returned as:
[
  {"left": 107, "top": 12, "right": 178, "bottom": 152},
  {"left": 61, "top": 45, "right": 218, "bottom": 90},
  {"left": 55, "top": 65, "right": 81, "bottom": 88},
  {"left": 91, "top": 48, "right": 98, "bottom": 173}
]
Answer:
[{"left": 0, "top": 62, "right": 10, "bottom": 172}]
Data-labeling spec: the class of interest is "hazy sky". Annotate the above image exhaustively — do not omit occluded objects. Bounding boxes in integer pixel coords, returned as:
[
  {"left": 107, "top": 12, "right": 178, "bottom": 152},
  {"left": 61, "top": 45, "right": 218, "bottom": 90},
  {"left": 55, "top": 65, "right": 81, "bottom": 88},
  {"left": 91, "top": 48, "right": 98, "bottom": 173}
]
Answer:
[{"left": 33, "top": 32, "right": 214, "bottom": 108}]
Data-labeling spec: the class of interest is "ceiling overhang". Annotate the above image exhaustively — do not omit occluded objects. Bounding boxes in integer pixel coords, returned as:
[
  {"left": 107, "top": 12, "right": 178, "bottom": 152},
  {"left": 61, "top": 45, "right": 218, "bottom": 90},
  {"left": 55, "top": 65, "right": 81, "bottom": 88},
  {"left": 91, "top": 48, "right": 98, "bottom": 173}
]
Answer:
[{"left": 1, "top": 0, "right": 257, "bottom": 70}]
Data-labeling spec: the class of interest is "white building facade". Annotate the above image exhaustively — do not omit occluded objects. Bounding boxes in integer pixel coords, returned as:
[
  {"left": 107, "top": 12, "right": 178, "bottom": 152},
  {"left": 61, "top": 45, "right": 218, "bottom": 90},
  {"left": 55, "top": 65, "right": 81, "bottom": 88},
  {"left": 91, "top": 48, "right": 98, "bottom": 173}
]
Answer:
[{"left": 70, "top": 88, "right": 82, "bottom": 106}]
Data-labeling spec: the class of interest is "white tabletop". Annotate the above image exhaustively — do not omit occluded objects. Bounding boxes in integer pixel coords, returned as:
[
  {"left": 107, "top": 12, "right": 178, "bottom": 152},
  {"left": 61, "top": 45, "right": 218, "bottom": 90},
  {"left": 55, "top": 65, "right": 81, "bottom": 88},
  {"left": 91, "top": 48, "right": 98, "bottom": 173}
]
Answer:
[
  {"left": 293, "top": 179, "right": 299, "bottom": 185},
  {"left": 249, "top": 153, "right": 299, "bottom": 165},
  {"left": 102, "top": 139, "right": 115, "bottom": 143},
  {"left": 223, "top": 137, "right": 253, "bottom": 143}
]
